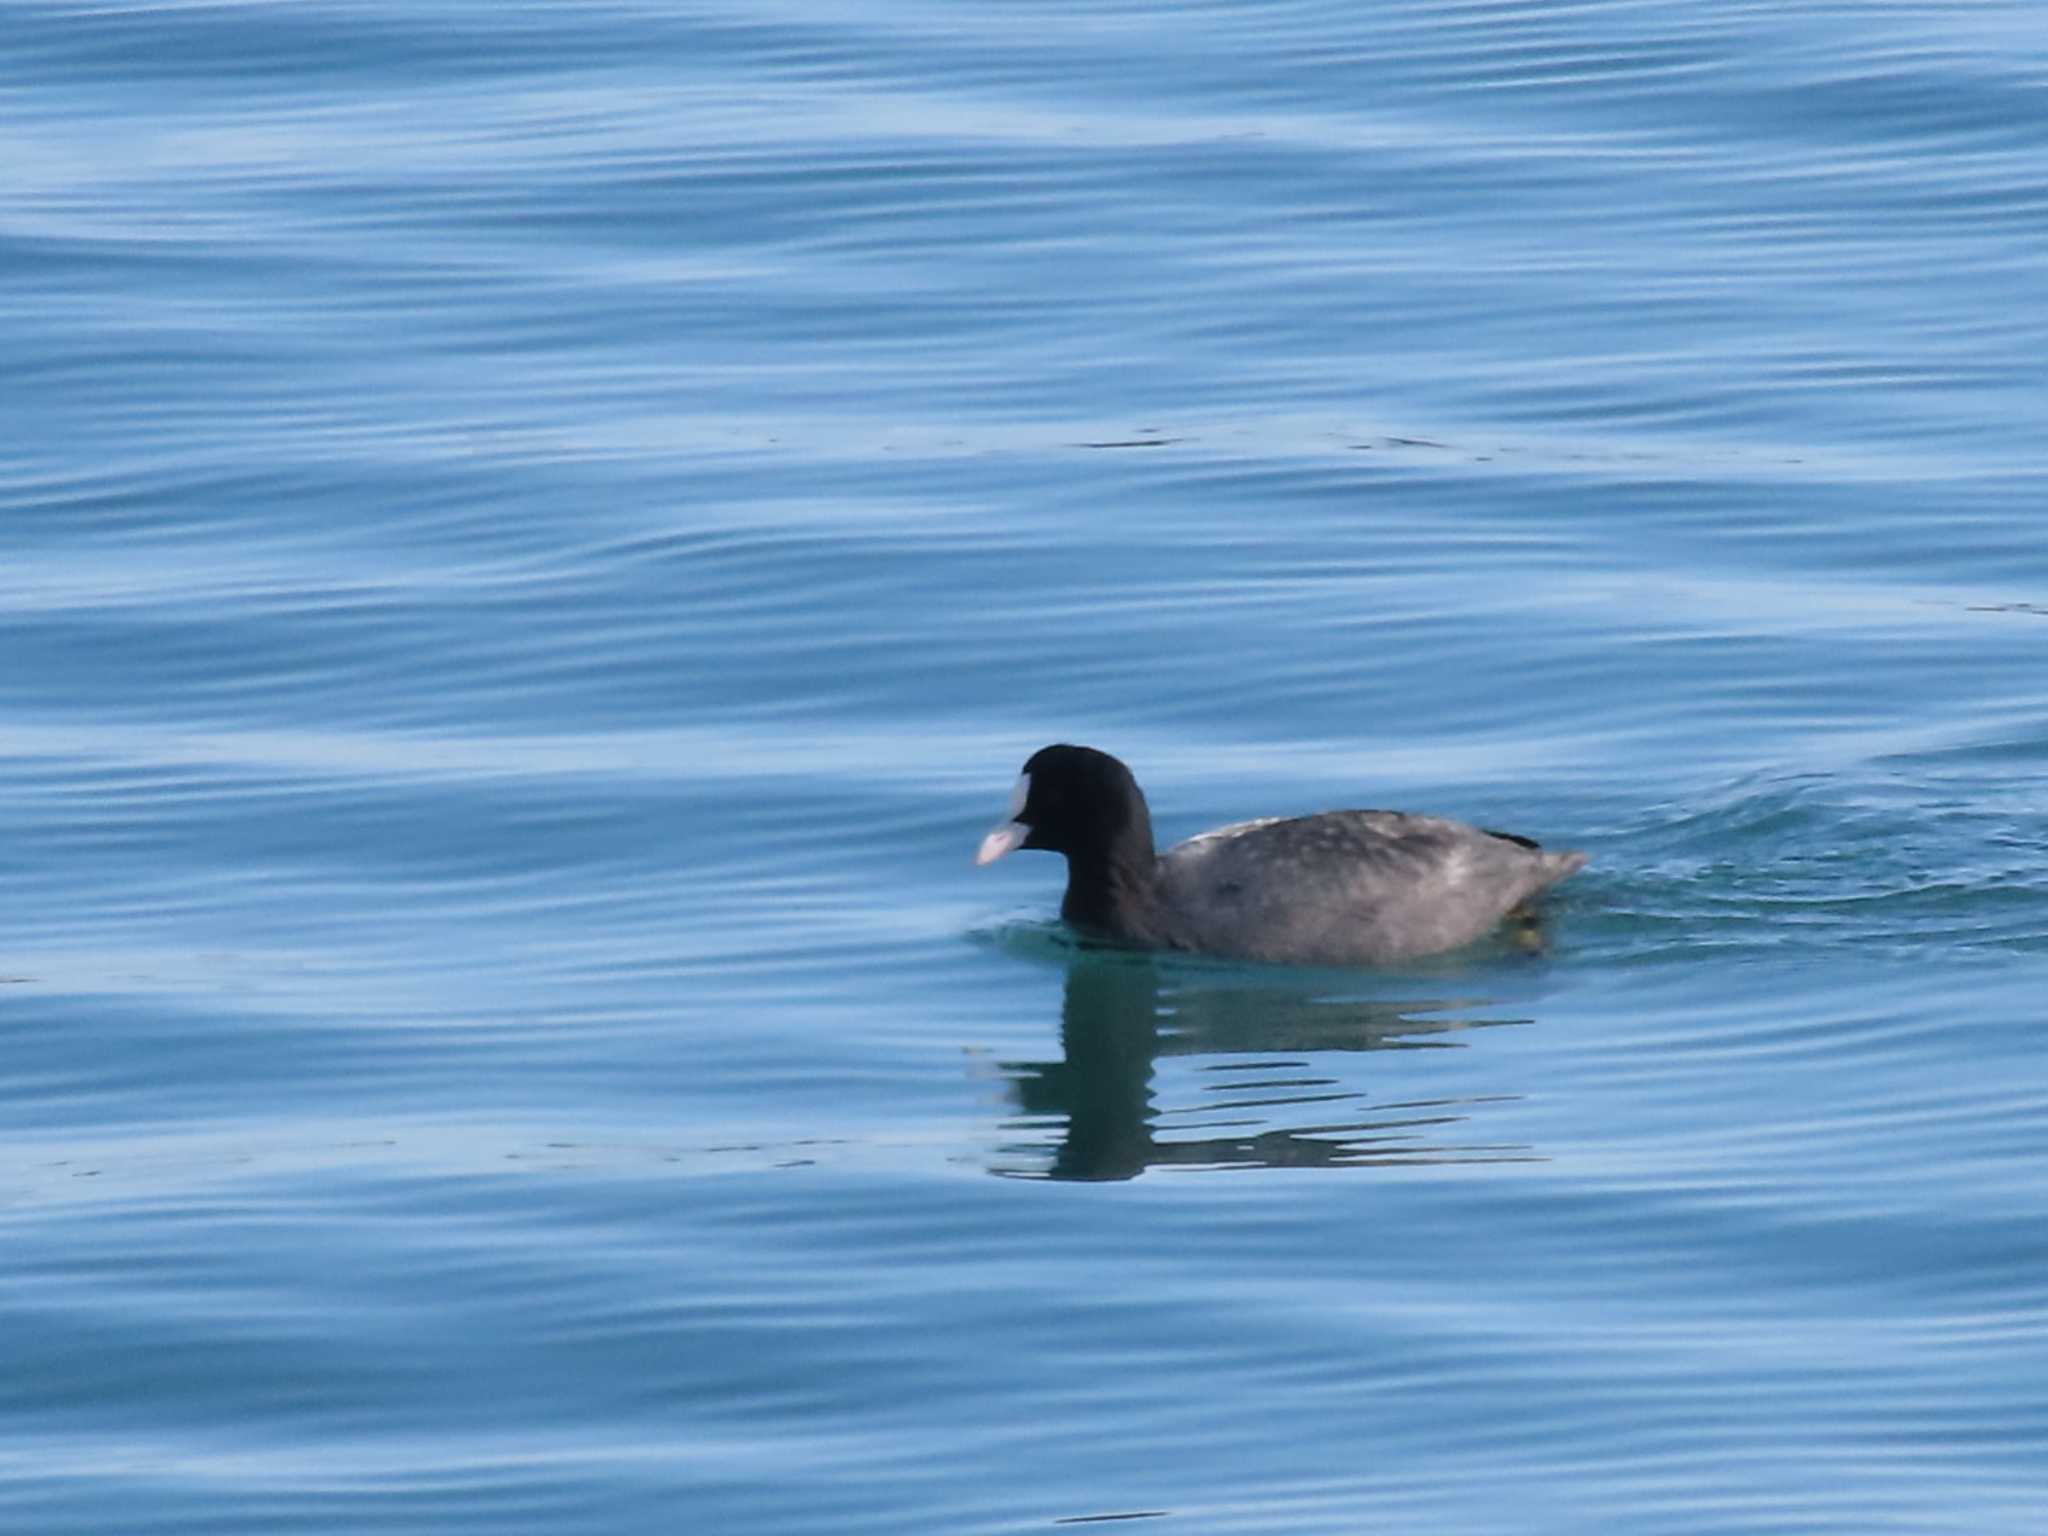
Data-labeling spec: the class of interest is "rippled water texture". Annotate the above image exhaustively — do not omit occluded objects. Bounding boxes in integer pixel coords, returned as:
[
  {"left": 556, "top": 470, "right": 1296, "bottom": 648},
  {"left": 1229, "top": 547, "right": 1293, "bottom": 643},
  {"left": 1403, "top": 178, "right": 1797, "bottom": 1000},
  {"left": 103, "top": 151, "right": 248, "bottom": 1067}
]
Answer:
[{"left": 4, "top": 2, "right": 2047, "bottom": 1532}]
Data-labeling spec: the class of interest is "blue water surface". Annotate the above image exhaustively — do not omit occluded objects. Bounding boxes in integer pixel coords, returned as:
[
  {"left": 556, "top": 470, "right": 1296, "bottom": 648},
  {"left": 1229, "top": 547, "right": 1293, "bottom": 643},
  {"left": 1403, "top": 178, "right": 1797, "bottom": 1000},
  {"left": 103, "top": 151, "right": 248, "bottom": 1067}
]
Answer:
[{"left": 4, "top": 2, "right": 2048, "bottom": 1531}]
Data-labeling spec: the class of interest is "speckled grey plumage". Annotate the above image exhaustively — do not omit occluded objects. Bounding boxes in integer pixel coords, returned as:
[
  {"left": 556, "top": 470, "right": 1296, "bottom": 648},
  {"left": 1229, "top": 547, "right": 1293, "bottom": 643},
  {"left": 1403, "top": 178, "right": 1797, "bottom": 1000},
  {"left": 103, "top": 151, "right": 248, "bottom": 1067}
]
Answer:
[
  {"left": 976, "top": 744, "right": 1587, "bottom": 966},
  {"left": 1155, "top": 810, "right": 1586, "bottom": 965}
]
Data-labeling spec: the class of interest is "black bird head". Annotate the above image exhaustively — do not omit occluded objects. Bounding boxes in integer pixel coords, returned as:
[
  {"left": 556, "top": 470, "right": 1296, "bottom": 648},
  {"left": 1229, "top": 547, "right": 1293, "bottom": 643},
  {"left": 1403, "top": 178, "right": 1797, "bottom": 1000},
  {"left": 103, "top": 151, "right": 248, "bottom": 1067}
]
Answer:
[{"left": 975, "top": 744, "right": 1155, "bottom": 871}]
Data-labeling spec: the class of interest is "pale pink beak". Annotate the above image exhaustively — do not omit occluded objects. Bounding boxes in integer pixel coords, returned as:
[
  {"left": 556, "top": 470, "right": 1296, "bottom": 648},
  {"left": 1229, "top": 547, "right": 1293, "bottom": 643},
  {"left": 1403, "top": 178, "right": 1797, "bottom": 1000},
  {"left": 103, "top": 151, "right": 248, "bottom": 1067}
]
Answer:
[
  {"left": 974, "top": 774, "right": 1031, "bottom": 866},
  {"left": 976, "top": 821, "right": 1029, "bottom": 866}
]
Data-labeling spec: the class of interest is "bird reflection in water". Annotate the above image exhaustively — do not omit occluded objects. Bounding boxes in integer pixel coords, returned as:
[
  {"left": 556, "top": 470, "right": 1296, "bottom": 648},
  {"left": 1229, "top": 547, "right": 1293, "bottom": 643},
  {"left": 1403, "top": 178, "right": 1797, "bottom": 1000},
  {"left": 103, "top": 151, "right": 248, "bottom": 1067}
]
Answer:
[{"left": 992, "top": 953, "right": 1540, "bottom": 1181}]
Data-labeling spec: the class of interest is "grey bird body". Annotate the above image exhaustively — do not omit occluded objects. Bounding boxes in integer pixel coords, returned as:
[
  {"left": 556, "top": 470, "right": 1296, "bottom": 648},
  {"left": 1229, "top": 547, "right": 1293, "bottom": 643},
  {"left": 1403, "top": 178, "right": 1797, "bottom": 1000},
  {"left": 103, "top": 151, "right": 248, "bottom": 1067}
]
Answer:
[{"left": 1155, "top": 810, "right": 1586, "bottom": 965}]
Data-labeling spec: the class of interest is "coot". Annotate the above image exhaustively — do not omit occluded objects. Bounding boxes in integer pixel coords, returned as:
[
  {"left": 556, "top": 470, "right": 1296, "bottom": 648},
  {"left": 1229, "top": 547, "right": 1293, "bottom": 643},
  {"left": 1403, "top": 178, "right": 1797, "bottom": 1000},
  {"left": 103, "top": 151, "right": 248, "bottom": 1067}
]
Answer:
[{"left": 976, "top": 744, "right": 1586, "bottom": 965}]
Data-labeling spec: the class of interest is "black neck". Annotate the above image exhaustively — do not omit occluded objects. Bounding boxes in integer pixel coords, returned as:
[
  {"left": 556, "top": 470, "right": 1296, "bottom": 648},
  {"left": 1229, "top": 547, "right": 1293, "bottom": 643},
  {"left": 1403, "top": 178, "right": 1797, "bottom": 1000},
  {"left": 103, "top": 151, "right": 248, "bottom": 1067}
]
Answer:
[{"left": 1060, "top": 842, "right": 1169, "bottom": 947}]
